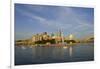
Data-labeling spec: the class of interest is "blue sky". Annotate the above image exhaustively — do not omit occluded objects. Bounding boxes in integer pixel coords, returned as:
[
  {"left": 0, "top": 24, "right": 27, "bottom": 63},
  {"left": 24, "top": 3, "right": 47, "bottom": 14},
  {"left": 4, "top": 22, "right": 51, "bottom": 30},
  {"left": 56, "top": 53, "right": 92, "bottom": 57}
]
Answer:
[{"left": 15, "top": 4, "right": 94, "bottom": 40}]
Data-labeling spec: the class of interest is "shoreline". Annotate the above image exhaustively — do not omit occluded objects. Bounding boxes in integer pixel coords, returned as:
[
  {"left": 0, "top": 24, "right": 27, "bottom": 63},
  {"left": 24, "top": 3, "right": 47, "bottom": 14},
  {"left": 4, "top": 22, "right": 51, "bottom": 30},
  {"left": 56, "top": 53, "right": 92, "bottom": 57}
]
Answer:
[{"left": 15, "top": 42, "right": 94, "bottom": 47}]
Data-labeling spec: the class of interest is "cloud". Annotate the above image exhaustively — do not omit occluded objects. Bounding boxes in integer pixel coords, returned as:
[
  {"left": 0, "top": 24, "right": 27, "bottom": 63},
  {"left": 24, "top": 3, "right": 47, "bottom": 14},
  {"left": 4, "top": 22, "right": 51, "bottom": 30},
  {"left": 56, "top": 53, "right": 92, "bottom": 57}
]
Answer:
[{"left": 16, "top": 5, "right": 94, "bottom": 39}]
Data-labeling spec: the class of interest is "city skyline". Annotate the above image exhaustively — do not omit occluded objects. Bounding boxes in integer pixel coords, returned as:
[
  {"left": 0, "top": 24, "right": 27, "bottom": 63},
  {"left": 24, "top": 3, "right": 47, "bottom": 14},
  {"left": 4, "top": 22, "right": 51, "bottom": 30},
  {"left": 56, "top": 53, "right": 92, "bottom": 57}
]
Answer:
[{"left": 15, "top": 4, "right": 94, "bottom": 40}]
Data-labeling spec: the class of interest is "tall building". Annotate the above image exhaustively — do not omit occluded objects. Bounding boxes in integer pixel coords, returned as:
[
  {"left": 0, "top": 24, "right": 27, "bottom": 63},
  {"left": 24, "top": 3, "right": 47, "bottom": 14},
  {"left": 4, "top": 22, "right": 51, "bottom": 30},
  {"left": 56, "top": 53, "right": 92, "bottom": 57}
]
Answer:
[{"left": 69, "top": 34, "right": 74, "bottom": 40}]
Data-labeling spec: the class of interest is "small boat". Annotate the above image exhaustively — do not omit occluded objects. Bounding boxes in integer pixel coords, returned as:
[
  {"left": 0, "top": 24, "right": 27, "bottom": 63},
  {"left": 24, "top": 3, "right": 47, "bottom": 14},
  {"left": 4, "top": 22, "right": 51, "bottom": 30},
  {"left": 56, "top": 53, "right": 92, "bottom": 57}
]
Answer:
[
  {"left": 63, "top": 46, "right": 68, "bottom": 49},
  {"left": 21, "top": 46, "right": 26, "bottom": 50}
]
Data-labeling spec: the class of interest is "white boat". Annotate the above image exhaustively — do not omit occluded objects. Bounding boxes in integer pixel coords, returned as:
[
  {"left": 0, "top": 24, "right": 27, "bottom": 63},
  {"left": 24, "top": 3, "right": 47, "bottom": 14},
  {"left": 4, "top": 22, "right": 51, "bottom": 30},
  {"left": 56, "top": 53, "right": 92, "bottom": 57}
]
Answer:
[{"left": 21, "top": 46, "right": 26, "bottom": 50}]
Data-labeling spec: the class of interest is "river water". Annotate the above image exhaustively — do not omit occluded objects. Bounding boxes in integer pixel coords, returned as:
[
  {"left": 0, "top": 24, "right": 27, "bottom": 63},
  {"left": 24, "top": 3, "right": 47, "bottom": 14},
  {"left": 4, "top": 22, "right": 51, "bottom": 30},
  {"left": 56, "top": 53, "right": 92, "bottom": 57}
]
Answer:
[{"left": 15, "top": 43, "right": 94, "bottom": 65}]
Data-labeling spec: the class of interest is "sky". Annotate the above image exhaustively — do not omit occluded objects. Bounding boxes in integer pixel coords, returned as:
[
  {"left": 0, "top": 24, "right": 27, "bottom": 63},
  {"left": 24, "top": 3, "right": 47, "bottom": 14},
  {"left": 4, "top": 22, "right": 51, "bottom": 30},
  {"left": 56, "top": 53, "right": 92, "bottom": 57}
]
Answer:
[{"left": 15, "top": 4, "right": 94, "bottom": 40}]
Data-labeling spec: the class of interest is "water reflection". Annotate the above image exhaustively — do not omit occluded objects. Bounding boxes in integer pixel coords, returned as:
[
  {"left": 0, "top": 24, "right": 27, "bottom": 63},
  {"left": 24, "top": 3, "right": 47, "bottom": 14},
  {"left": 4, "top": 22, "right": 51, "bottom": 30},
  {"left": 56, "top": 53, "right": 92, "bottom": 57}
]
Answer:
[
  {"left": 15, "top": 43, "right": 94, "bottom": 65},
  {"left": 69, "top": 46, "right": 73, "bottom": 57}
]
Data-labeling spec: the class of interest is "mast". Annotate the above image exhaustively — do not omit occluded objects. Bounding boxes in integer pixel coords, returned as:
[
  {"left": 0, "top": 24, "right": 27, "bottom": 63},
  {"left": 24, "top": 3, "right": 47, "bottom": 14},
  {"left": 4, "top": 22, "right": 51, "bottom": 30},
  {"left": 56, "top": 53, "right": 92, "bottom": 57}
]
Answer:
[{"left": 60, "top": 28, "right": 64, "bottom": 44}]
